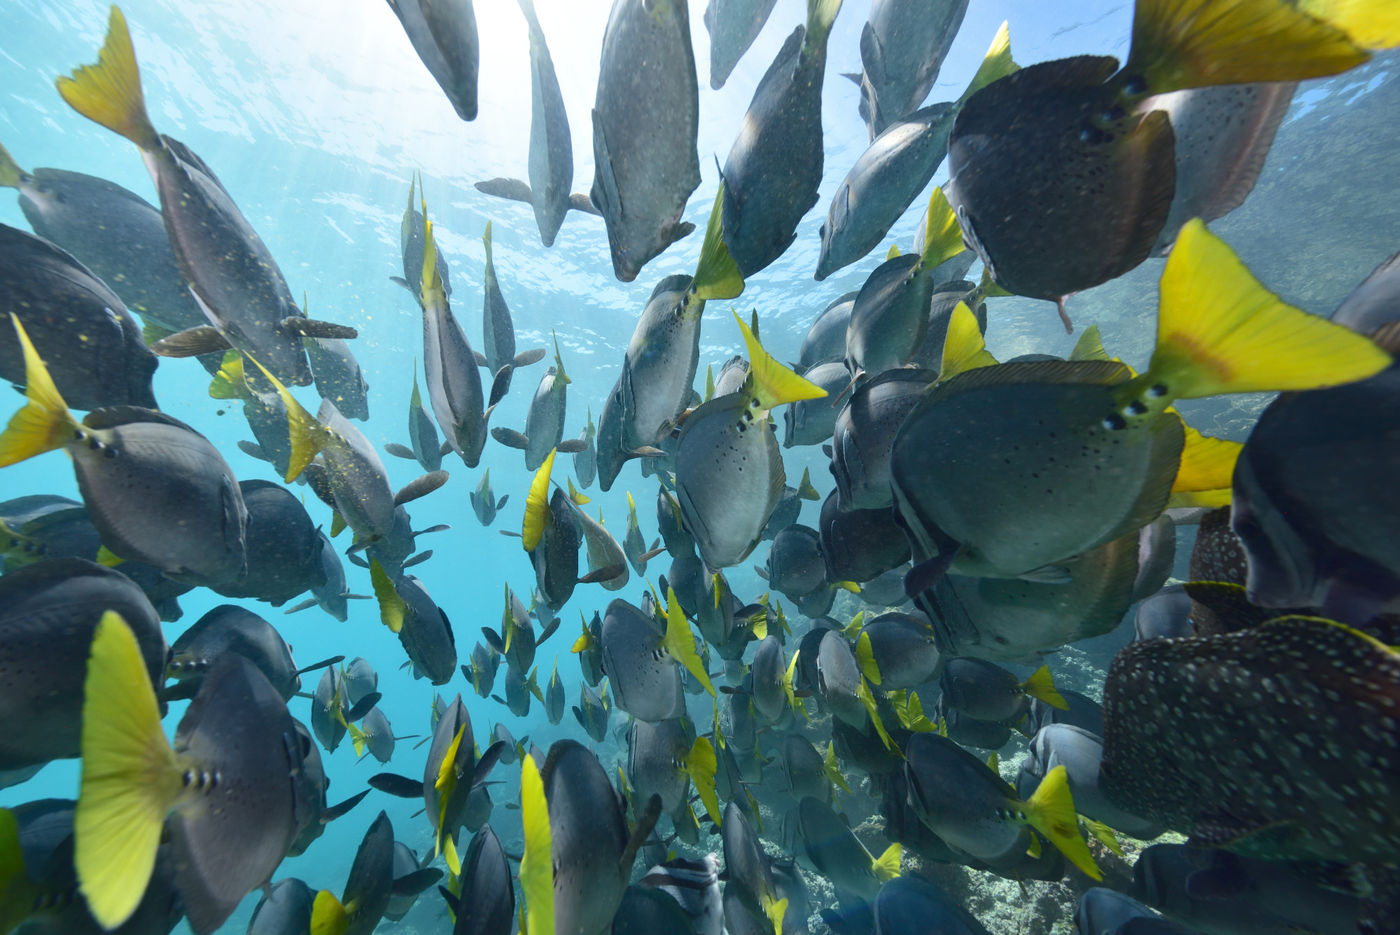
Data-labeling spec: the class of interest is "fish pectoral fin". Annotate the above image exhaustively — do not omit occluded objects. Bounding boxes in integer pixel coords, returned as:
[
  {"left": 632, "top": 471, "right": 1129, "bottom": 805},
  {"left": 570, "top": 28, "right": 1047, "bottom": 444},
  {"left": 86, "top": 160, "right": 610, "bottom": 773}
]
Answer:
[
  {"left": 903, "top": 547, "right": 959, "bottom": 599},
  {"left": 368, "top": 772, "right": 424, "bottom": 798},
  {"left": 555, "top": 438, "right": 588, "bottom": 454},
  {"left": 492, "top": 427, "right": 530, "bottom": 450},
  {"left": 282, "top": 318, "right": 358, "bottom": 340},
  {"left": 474, "top": 177, "right": 534, "bottom": 204},
  {"left": 568, "top": 192, "right": 602, "bottom": 216},
  {"left": 395, "top": 470, "right": 450, "bottom": 506},
  {"left": 1016, "top": 564, "right": 1074, "bottom": 585},
  {"left": 472, "top": 349, "right": 490, "bottom": 368},
  {"left": 578, "top": 563, "right": 625, "bottom": 585},
  {"left": 150, "top": 325, "right": 231, "bottom": 358},
  {"left": 513, "top": 348, "right": 547, "bottom": 368}
]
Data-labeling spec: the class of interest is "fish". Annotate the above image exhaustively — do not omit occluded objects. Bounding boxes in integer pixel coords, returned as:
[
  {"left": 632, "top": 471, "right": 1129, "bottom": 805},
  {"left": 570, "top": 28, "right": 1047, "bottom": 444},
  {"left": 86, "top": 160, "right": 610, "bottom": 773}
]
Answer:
[
  {"left": 817, "top": 490, "right": 910, "bottom": 585},
  {"left": 627, "top": 718, "right": 718, "bottom": 820},
  {"left": 74, "top": 613, "right": 314, "bottom": 933},
  {"left": 386, "top": 360, "right": 445, "bottom": 472},
  {"left": 0, "top": 317, "right": 248, "bottom": 587},
  {"left": 520, "top": 456, "right": 584, "bottom": 610},
  {"left": 720, "top": 801, "right": 789, "bottom": 933},
  {"left": 571, "top": 501, "right": 630, "bottom": 592},
  {"left": 311, "top": 666, "right": 373, "bottom": 754},
  {"left": 1020, "top": 723, "right": 1163, "bottom": 838},
  {"left": 831, "top": 367, "right": 937, "bottom": 512},
  {"left": 522, "top": 740, "right": 662, "bottom": 935},
  {"left": 573, "top": 680, "right": 611, "bottom": 743},
  {"left": 590, "top": 0, "right": 702, "bottom": 281},
  {"left": 1231, "top": 362, "right": 1400, "bottom": 624},
  {"left": 851, "top": 612, "right": 939, "bottom": 692},
  {"left": 471, "top": 469, "right": 510, "bottom": 528},
  {"left": 57, "top": 8, "right": 356, "bottom": 386},
  {"left": 384, "top": 840, "right": 441, "bottom": 923},
  {"left": 164, "top": 604, "right": 339, "bottom": 702},
  {"left": 493, "top": 334, "right": 587, "bottom": 470},
  {"left": 621, "top": 275, "right": 706, "bottom": 452},
  {"left": 703, "top": 0, "right": 777, "bottom": 89},
  {"left": 939, "top": 658, "right": 1065, "bottom": 725},
  {"left": 1100, "top": 615, "right": 1400, "bottom": 863},
  {"left": 574, "top": 407, "right": 598, "bottom": 488},
  {"left": 463, "top": 641, "right": 502, "bottom": 698},
  {"left": 544, "top": 658, "right": 566, "bottom": 725},
  {"left": 478, "top": 221, "right": 547, "bottom": 389},
  {"left": 783, "top": 361, "right": 849, "bottom": 448},
  {"left": 285, "top": 529, "right": 365, "bottom": 624},
  {"left": 945, "top": 0, "right": 1374, "bottom": 315},
  {"left": 657, "top": 485, "right": 696, "bottom": 558},
  {"left": 872, "top": 874, "right": 994, "bottom": 935},
  {"left": 0, "top": 224, "right": 158, "bottom": 411},
  {"left": 383, "top": 571, "right": 458, "bottom": 685},
  {"left": 767, "top": 525, "right": 829, "bottom": 606},
  {"left": 1333, "top": 249, "right": 1400, "bottom": 338},
  {"left": 391, "top": 174, "right": 452, "bottom": 303},
  {"left": 308, "top": 810, "right": 395, "bottom": 935},
  {"left": 0, "top": 143, "right": 206, "bottom": 336},
  {"left": 760, "top": 469, "right": 821, "bottom": 542},
  {"left": 796, "top": 795, "right": 902, "bottom": 901},
  {"left": 571, "top": 610, "right": 606, "bottom": 686},
  {"left": 902, "top": 732, "right": 1101, "bottom": 879},
  {"left": 386, "top": 0, "right": 479, "bottom": 121},
  {"left": 442, "top": 825, "right": 515, "bottom": 935},
  {"left": 0, "top": 558, "right": 165, "bottom": 773},
  {"left": 304, "top": 333, "right": 370, "bottom": 422},
  {"left": 211, "top": 479, "right": 323, "bottom": 606},
  {"left": 676, "top": 313, "right": 825, "bottom": 568},
  {"left": 347, "top": 707, "right": 400, "bottom": 765},
  {"left": 816, "top": 24, "right": 1013, "bottom": 280},
  {"left": 852, "top": 0, "right": 970, "bottom": 138},
  {"left": 638, "top": 853, "right": 723, "bottom": 935},
  {"left": 248, "top": 878, "right": 316, "bottom": 935},
  {"left": 719, "top": 0, "right": 843, "bottom": 278},
  {"left": 1074, "top": 887, "right": 1185, "bottom": 935},
  {"left": 600, "top": 589, "right": 714, "bottom": 723},
  {"left": 499, "top": 665, "right": 543, "bottom": 718},
  {"left": 622, "top": 492, "right": 658, "bottom": 576},
  {"left": 799, "top": 293, "right": 857, "bottom": 370},
  {"left": 890, "top": 221, "right": 1390, "bottom": 583},
  {"left": 484, "top": 584, "right": 539, "bottom": 675}
]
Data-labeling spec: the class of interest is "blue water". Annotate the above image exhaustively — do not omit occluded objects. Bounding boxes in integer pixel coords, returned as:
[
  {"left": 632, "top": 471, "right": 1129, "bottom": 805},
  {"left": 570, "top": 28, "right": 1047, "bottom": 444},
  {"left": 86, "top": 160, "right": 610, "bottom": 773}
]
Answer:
[{"left": 1, "top": 1, "right": 1398, "bottom": 932}]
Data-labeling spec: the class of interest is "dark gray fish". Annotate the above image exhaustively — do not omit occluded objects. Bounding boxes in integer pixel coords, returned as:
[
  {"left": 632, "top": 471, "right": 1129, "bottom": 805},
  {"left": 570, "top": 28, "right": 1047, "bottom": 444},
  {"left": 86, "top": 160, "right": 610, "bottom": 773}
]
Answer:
[
  {"left": 395, "top": 360, "right": 444, "bottom": 472},
  {"left": 309, "top": 399, "right": 399, "bottom": 544},
  {"left": 818, "top": 490, "right": 909, "bottom": 584},
  {"left": 575, "top": 610, "right": 605, "bottom": 686},
  {"left": 856, "top": 612, "right": 938, "bottom": 691},
  {"left": 485, "top": 585, "right": 537, "bottom": 675},
  {"left": 816, "top": 628, "right": 866, "bottom": 728},
  {"left": 590, "top": 0, "right": 701, "bottom": 281},
  {"left": 749, "top": 635, "right": 788, "bottom": 724},
  {"left": 531, "top": 488, "right": 580, "bottom": 611},
  {"left": 573, "top": 680, "right": 610, "bottom": 743},
  {"left": 940, "top": 657, "right": 1064, "bottom": 725},
  {"left": 310, "top": 810, "right": 394, "bottom": 935},
  {"left": 1074, "top": 887, "right": 1182, "bottom": 935},
  {"left": 211, "top": 480, "right": 322, "bottom": 606},
  {"left": 798, "top": 795, "right": 898, "bottom": 901},
  {"left": 799, "top": 293, "right": 857, "bottom": 370},
  {"left": 720, "top": 0, "right": 842, "bottom": 278},
  {"left": 572, "top": 501, "right": 630, "bottom": 592},
  {"left": 344, "top": 657, "right": 379, "bottom": 709},
  {"left": 383, "top": 842, "right": 425, "bottom": 922},
  {"left": 780, "top": 733, "right": 831, "bottom": 803},
  {"left": 300, "top": 529, "right": 359, "bottom": 623},
  {"left": 387, "top": 0, "right": 478, "bottom": 121},
  {"left": 657, "top": 486, "right": 696, "bottom": 558},
  {"left": 544, "top": 659, "right": 566, "bottom": 725},
  {"left": 0, "top": 148, "right": 205, "bottom": 335},
  {"left": 760, "top": 470, "right": 820, "bottom": 542},
  {"left": 858, "top": 567, "right": 911, "bottom": 607},
  {"left": 600, "top": 598, "right": 685, "bottom": 722},
  {"left": 873, "top": 874, "right": 993, "bottom": 935},
  {"left": 853, "top": 0, "right": 968, "bottom": 138},
  {"left": 166, "top": 604, "right": 336, "bottom": 702},
  {"left": 249, "top": 878, "right": 315, "bottom": 935},
  {"left": 937, "top": 701, "right": 1014, "bottom": 751},
  {"left": 1135, "top": 584, "right": 1195, "bottom": 641},
  {"left": 639, "top": 853, "right": 722, "bottom": 935},
  {"left": 768, "top": 524, "right": 828, "bottom": 603},
  {"left": 541, "top": 740, "right": 660, "bottom": 935},
  {"left": 575, "top": 407, "right": 598, "bottom": 488},
  {"left": 463, "top": 641, "right": 501, "bottom": 698},
  {"left": 0, "top": 559, "right": 164, "bottom": 772},
  {"left": 392, "top": 175, "right": 451, "bottom": 303},
  {"left": 478, "top": 222, "right": 546, "bottom": 387},
  {"left": 494, "top": 338, "right": 582, "bottom": 471},
  {"left": 721, "top": 800, "right": 783, "bottom": 930},
  {"left": 0, "top": 224, "right": 157, "bottom": 411},
  {"left": 1026, "top": 689, "right": 1104, "bottom": 738},
  {"left": 621, "top": 274, "right": 704, "bottom": 451},
  {"left": 471, "top": 468, "right": 509, "bottom": 527},
  {"left": 832, "top": 368, "right": 936, "bottom": 511},
  {"left": 394, "top": 573, "right": 458, "bottom": 685},
  {"left": 784, "top": 361, "right": 849, "bottom": 448},
  {"left": 627, "top": 717, "right": 693, "bottom": 812},
  {"left": 1101, "top": 616, "right": 1400, "bottom": 863},
  {"left": 500, "top": 664, "right": 539, "bottom": 718},
  {"left": 1133, "top": 514, "right": 1177, "bottom": 601},
  {"left": 312, "top": 666, "right": 350, "bottom": 754},
  {"left": 1019, "top": 723, "right": 1162, "bottom": 838},
  {"left": 516, "top": 0, "right": 575, "bottom": 245},
  {"left": 1231, "top": 366, "right": 1400, "bottom": 624},
  {"left": 703, "top": 0, "right": 777, "bottom": 89},
  {"left": 304, "top": 335, "right": 369, "bottom": 421},
  {"left": 845, "top": 252, "right": 940, "bottom": 375},
  {"left": 595, "top": 376, "right": 631, "bottom": 491},
  {"left": 445, "top": 825, "right": 514, "bottom": 935},
  {"left": 613, "top": 885, "right": 700, "bottom": 935}
]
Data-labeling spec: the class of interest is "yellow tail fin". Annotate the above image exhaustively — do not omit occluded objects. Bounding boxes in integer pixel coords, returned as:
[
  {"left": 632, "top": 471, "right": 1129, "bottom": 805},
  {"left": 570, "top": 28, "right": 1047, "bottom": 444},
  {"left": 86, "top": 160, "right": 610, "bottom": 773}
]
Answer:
[
  {"left": 0, "top": 315, "right": 77, "bottom": 468},
  {"left": 346, "top": 720, "right": 367, "bottom": 759},
  {"left": 421, "top": 212, "right": 447, "bottom": 311},
  {"left": 735, "top": 310, "right": 826, "bottom": 411},
  {"left": 855, "top": 630, "right": 882, "bottom": 686},
  {"left": 75, "top": 612, "right": 181, "bottom": 930},
  {"left": 823, "top": 741, "right": 852, "bottom": 794},
  {"left": 369, "top": 558, "right": 405, "bottom": 634},
  {"left": 1082, "top": 816, "right": 1125, "bottom": 857},
  {"left": 243, "top": 353, "right": 327, "bottom": 483},
  {"left": 940, "top": 302, "right": 997, "bottom": 382},
  {"left": 0, "top": 143, "right": 23, "bottom": 188},
  {"left": 1021, "top": 665, "right": 1068, "bottom": 710},
  {"left": 433, "top": 724, "right": 467, "bottom": 859},
  {"left": 1069, "top": 324, "right": 1111, "bottom": 362},
  {"left": 918, "top": 188, "right": 966, "bottom": 273},
  {"left": 959, "top": 21, "right": 1017, "bottom": 105},
  {"left": 523, "top": 449, "right": 557, "bottom": 552},
  {"left": 1128, "top": 0, "right": 1368, "bottom": 93},
  {"left": 663, "top": 586, "right": 715, "bottom": 696},
  {"left": 309, "top": 890, "right": 350, "bottom": 935},
  {"left": 520, "top": 755, "right": 555, "bottom": 935},
  {"left": 566, "top": 477, "right": 589, "bottom": 506},
  {"left": 1172, "top": 423, "right": 1242, "bottom": 494},
  {"left": 1300, "top": 0, "right": 1400, "bottom": 48},
  {"left": 888, "top": 243, "right": 901, "bottom": 260},
  {"left": 693, "top": 183, "right": 744, "bottom": 301},
  {"left": 1140, "top": 219, "right": 1391, "bottom": 402},
  {"left": 207, "top": 350, "right": 249, "bottom": 400},
  {"left": 1022, "top": 765, "right": 1101, "bottom": 880},
  {"left": 855, "top": 678, "right": 897, "bottom": 753},
  {"left": 444, "top": 832, "right": 462, "bottom": 878},
  {"left": 56, "top": 7, "right": 160, "bottom": 150},
  {"left": 872, "top": 842, "right": 902, "bottom": 882},
  {"left": 683, "top": 737, "right": 722, "bottom": 826},
  {"left": 761, "top": 894, "right": 788, "bottom": 935},
  {"left": 0, "top": 808, "right": 37, "bottom": 934}
]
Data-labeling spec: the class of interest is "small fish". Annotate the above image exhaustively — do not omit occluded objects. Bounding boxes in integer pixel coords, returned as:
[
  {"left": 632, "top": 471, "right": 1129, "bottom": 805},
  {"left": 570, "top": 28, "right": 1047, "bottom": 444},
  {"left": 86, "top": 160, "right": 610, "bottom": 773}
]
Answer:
[
  {"left": 940, "top": 658, "right": 1065, "bottom": 725},
  {"left": 748, "top": 635, "right": 790, "bottom": 725},
  {"left": 783, "top": 361, "right": 848, "bottom": 449},
  {"left": 766, "top": 524, "right": 829, "bottom": 605},
  {"left": 308, "top": 811, "right": 395, "bottom": 935},
  {"left": 386, "top": 0, "right": 479, "bottom": 121},
  {"left": 499, "top": 664, "right": 543, "bottom": 718},
  {"left": 656, "top": 485, "right": 696, "bottom": 559},
  {"left": 493, "top": 333, "right": 587, "bottom": 470},
  {"left": 544, "top": 658, "right": 566, "bottom": 725},
  {"left": 462, "top": 640, "right": 502, "bottom": 698},
  {"left": 818, "top": 489, "right": 910, "bottom": 585},
  {"left": 312, "top": 666, "right": 373, "bottom": 754},
  {"left": 441, "top": 825, "right": 515, "bottom": 935},
  {"left": 852, "top": 0, "right": 970, "bottom": 138},
  {"left": 391, "top": 174, "right": 452, "bottom": 304},
  {"left": 622, "top": 492, "right": 655, "bottom": 576},
  {"left": 383, "top": 571, "right": 458, "bottom": 685},
  {"left": 571, "top": 610, "right": 606, "bottom": 686},
  {"left": 590, "top": 0, "right": 702, "bottom": 281},
  {"left": 519, "top": 455, "right": 584, "bottom": 611},
  {"left": 830, "top": 367, "right": 937, "bottom": 512},
  {"left": 797, "top": 795, "right": 902, "bottom": 901},
  {"left": 478, "top": 221, "right": 547, "bottom": 391},
  {"left": 780, "top": 734, "right": 848, "bottom": 803},
  {"left": 165, "top": 604, "right": 339, "bottom": 702},
  {"left": 574, "top": 407, "right": 599, "bottom": 488},
  {"left": 0, "top": 317, "right": 248, "bottom": 588},
  {"left": 851, "top": 612, "right": 938, "bottom": 691},
  {"left": 211, "top": 479, "right": 324, "bottom": 606},
  {"left": 573, "top": 680, "right": 611, "bottom": 743},
  {"left": 1020, "top": 723, "right": 1162, "bottom": 839},
  {"left": 484, "top": 584, "right": 538, "bottom": 675},
  {"left": 471, "top": 469, "right": 510, "bottom": 527},
  {"left": 627, "top": 718, "right": 719, "bottom": 822}
]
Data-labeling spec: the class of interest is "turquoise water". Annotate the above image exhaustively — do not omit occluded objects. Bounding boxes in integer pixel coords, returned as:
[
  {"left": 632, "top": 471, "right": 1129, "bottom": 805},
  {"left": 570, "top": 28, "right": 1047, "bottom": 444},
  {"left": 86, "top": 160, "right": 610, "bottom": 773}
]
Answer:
[{"left": 1, "top": 1, "right": 1397, "bottom": 932}]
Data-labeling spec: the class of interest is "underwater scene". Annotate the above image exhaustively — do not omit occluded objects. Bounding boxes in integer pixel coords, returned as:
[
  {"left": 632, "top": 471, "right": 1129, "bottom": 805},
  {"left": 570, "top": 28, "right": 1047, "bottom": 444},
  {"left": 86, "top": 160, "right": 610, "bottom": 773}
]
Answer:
[{"left": 1, "top": 0, "right": 1399, "bottom": 933}]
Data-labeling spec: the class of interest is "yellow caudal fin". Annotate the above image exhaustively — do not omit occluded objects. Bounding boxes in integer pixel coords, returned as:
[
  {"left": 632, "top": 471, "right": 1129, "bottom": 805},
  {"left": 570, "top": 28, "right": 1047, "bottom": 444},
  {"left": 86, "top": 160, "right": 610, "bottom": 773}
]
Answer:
[
  {"left": 797, "top": 467, "right": 820, "bottom": 501},
  {"left": 841, "top": 610, "right": 865, "bottom": 640},
  {"left": 207, "top": 350, "right": 249, "bottom": 400},
  {"left": 940, "top": 302, "right": 997, "bottom": 382},
  {"left": 1069, "top": 324, "right": 1111, "bottom": 362},
  {"left": 682, "top": 737, "right": 721, "bottom": 826},
  {"left": 520, "top": 756, "right": 555, "bottom": 935},
  {"left": 75, "top": 612, "right": 181, "bottom": 930},
  {"left": 96, "top": 545, "right": 125, "bottom": 567},
  {"left": 958, "top": 21, "right": 1016, "bottom": 105},
  {"left": 0, "top": 316, "right": 77, "bottom": 468},
  {"left": 872, "top": 842, "right": 902, "bottom": 883},
  {"left": 433, "top": 724, "right": 467, "bottom": 859},
  {"left": 1021, "top": 665, "right": 1068, "bottom": 710},
  {"left": 0, "top": 808, "right": 37, "bottom": 934},
  {"left": 443, "top": 829, "right": 462, "bottom": 878},
  {"left": 735, "top": 310, "right": 826, "bottom": 411},
  {"left": 888, "top": 243, "right": 901, "bottom": 260},
  {"left": 1128, "top": 0, "right": 1368, "bottom": 93},
  {"left": 805, "top": 0, "right": 843, "bottom": 50},
  {"left": 56, "top": 7, "right": 160, "bottom": 150},
  {"left": 1022, "top": 765, "right": 1101, "bottom": 880},
  {"left": 309, "top": 890, "right": 350, "bottom": 935},
  {"left": 551, "top": 331, "right": 569, "bottom": 385},
  {"left": 243, "top": 353, "right": 328, "bottom": 482},
  {"left": 855, "top": 630, "right": 882, "bottom": 686},
  {"left": 987, "top": 751, "right": 1000, "bottom": 773},
  {"left": 0, "top": 143, "right": 23, "bottom": 188},
  {"left": 693, "top": 183, "right": 744, "bottom": 301},
  {"left": 566, "top": 478, "right": 589, "bottom": 506},
  {"left": 420, "top": 213, "right": 447, "bottom": 311},
  {"left": 823, "top": 741, "right": 852, "bottom": 794},
  {"left": 760, "top": 893, "right": 789, "bottom": 935},
  {"left": 663, "top": 586, "right": 715, "bottom": 696},
  {"left": 346, "top": 720, "right": 367, "bottom": 758},
  {"left": 523, "top": 448, "right": 557, "bottom": 552},
  {"left": 855, "top": 678, "right": 897, "bottom": 753},
  {"left": 1172, "top": 423, "right": 1242, "bottom": 495},
  {"left": 1300, "top": 0, "right": 1400, "bottom": 48},
  {"left": 1138, "top": 219, "right": 1391, "bottom": 403},
  {"left": 891, "top": 690, "right": 938, "bottom": 733},
  {"left": 570, "top": 616, "right": 595, "bottom": 653},
  {"left": 369, "top": 558, "right": 406, "bottom": 634},
  {"left": 918, "top": 187, "right": 966, "bottom": 273},
  {"left": 1082, "top": 816, "right": 1125, "bottom": 857},
  {"left": 782, "top": 647, "right": 805, "bottom": 720}
]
